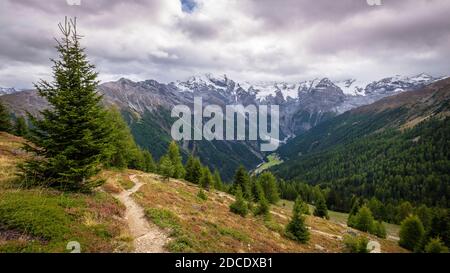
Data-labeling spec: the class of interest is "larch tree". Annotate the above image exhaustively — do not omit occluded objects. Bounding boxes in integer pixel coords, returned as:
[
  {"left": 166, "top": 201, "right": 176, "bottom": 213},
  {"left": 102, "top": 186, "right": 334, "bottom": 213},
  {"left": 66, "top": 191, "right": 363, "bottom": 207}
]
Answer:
[
  {"left": 159, "top": 155, "right": 174, "bottom": 181},
  {"left": 258, "top": 171, "right": 280, "bottom": 204},
  {"left": 200, "top": 166, "right": 213, "bottom": 191},
  {"left": 213, "top": 169, "right": 224, "bottom": 191},
  {"left": 167, "top": 141, "right": 185, "bottom": 179}
]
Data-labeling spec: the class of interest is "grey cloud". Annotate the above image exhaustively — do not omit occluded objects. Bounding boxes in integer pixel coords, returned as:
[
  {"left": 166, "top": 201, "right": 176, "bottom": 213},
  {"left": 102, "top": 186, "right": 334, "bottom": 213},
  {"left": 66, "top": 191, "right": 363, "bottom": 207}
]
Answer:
[{"left": 0, "top": 0, "right": 449, "bottom": 88}]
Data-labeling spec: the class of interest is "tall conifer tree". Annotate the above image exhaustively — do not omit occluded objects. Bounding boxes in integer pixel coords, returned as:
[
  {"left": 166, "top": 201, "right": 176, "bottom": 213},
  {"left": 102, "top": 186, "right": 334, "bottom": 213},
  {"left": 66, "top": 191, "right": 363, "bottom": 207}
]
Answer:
[
  {"left": 0, "top": 100, "right": 11, "bottom": 132},
  {"left": 20, "top": 18, "right": 111, "bottom": 191}
]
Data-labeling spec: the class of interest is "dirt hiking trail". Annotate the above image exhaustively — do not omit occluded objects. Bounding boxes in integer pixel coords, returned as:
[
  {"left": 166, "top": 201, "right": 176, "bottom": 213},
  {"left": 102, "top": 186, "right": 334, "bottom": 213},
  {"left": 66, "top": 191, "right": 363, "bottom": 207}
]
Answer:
[{"left": 114, "top": 174, "right": 168, "bottom": 253}]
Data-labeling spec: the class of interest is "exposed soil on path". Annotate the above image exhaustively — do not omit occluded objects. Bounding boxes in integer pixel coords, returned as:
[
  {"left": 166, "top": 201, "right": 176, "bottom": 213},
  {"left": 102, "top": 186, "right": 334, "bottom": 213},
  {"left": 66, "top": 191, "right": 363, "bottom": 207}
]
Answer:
[{"left": 114, "top": 175, "right": 169, "bottom": 253}]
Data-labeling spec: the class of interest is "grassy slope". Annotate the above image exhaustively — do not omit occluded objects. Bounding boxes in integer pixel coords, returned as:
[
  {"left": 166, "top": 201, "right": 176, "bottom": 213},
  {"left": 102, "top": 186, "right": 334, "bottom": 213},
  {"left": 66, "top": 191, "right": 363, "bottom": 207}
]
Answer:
[
  {"left": 0, "top": 132, "right": 405, "bottom": 253},
  {"left": 130, "top": 173, "right": 405, "bottom": 253},
  {"left": 278, "top": 200, "right": 400, "bottom": 240},
  {"left": 0, "top": 133, "right": 132, "bottom": 253}
]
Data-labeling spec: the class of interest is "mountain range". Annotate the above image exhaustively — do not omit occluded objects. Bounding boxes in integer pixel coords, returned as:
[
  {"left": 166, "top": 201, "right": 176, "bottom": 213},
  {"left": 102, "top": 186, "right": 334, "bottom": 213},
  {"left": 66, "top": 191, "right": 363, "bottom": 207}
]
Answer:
[
  {"left": 272, "top": 77, "right": 450, "bottom": 211},
  {"left": 0, "top": 73, "right": 445, "bottom": 180}
]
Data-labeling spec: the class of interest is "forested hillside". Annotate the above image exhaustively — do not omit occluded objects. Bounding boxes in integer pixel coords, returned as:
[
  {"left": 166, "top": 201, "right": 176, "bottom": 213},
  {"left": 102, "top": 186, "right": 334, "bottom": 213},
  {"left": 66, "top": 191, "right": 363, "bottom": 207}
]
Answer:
[{"left": 271, "top": 79, "right": 450, "bottom": 248}]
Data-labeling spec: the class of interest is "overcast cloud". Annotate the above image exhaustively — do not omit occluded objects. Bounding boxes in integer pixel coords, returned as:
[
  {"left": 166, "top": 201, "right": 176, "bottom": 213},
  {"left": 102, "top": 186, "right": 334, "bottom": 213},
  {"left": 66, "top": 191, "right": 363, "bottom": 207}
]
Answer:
[{"left": 0, "top": 0, "right": 449, "bottom": 88}]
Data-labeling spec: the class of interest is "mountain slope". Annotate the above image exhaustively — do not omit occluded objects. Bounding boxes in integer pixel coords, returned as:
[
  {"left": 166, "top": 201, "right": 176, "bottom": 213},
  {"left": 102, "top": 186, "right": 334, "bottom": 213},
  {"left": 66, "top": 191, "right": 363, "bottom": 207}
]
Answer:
[
  {"left": 272, "top": 78, "right": 450, "bottom": 209},
  {"left": 277, "top": 77, "right": 450, "bottom": 159},
  {"left": 0, "top": 133, "right": 131, "bottom": 253},
  {"left": 0, "top": 132, "right": 406, "bottom": 253},
  {"left": 1, "top": 74, "right": 442, "bottom": 180}
]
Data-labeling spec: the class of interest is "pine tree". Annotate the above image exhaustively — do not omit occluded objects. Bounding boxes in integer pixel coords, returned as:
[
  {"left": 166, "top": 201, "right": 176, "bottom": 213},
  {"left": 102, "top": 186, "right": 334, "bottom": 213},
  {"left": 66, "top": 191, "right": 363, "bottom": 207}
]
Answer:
[
  {"left": 14, "top": 116, "right": 28, "bottom": 137},
  {"left": 399, "top": 215, "right": 425, "bottom": 251},
  {"left": 167, "top": 141, "right": 185, "bottom": 179},
  {"left": 200, "top": 166, "right": 213, "bottom": 190},
  {"left": 0, "top": 100, "right": 12, "bottom": 132},
  {"left": 285, "top": 197, "right": 310, "bottom": 243},
  {"left": 19, "top": 18, "right": 112, "bottom": 191},
  {"left": 233, "top": 165, "right": 252, "bottom": 201},
  {"left": 229, "top": 186, "right": 248, "bottom": 217},
  {"left": 159, "top": 155, "right": 174, "bottom": 181},
  {"left": 313, "top": 193, "right": 329, "bottom": 219},
  {"left": 213, "top": 169, "right": 224, "bottom": 191},
  {"left": 258, "top": 172, "right": 280, "bottom": 204}
]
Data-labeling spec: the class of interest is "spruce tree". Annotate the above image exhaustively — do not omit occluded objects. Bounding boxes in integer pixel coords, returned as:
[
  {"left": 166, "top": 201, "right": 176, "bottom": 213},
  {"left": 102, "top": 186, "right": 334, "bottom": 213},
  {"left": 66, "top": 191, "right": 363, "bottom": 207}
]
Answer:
[
  {"left": 213, "top": 169, "right": 224, "bottom": 191},
  {"left": 20, "top": 18, "right": 112, "bottom": 191},
  {"left": 313, "top": 193, "right": 329, "bottom": 219},
  {"left": 167, "top": 141, "right": 185, "bottom": 179},
  {"left": 14, "top": 116, "right": 28, "bottom": 137},
  {"left": 200, "top": 166, "right": 213, "bottom": 191},
  {"left": 0, "top": 100, "right": 11, "bottom": 132},
  {"left": 229, "top": 186, "right": 248, "bottom": 217},
  {"left": 285, "top": 197, "right": 310, "bottom": 243},
  {"left": 399, "top": 215, "right": 425, "bottom": 251}
]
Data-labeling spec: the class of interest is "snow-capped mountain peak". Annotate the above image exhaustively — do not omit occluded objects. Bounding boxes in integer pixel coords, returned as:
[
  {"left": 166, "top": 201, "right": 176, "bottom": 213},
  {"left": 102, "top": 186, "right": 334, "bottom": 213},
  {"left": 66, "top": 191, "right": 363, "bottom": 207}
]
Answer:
[
  {"left": 0, "top": 87, "right": 18, "bottom": 96},
  {"left": 171, "top": 72, "right": 440, "bottom": 103}
]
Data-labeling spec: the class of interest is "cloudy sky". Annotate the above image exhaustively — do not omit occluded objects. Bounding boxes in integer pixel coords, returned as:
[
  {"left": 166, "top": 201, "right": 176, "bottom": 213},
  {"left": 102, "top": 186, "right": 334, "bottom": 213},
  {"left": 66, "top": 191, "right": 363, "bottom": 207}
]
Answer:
[{"left": 0, "top": 0, "right": 449, "bottom": 88}]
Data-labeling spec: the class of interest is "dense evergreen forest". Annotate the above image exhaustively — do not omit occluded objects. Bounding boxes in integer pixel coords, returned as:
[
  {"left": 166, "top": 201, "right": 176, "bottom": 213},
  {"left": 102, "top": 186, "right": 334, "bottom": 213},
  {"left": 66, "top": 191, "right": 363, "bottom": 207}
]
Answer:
[{"left": 274, "top": 117, "right": 449, "bottom": 209}]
